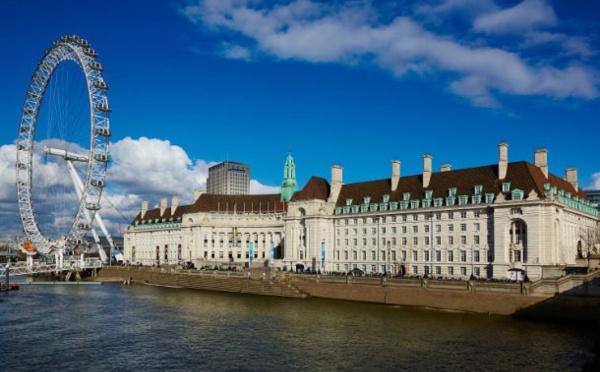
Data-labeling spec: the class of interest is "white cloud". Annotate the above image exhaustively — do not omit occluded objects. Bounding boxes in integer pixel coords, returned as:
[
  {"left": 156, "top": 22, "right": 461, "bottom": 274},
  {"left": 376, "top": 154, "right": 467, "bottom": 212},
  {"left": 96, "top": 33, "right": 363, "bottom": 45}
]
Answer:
[
  {"left": 250, "top": 179, "right": 280, "bottom": 194},
  {"left": 221, "top": 43, "right": 253, "bottom": 60},
  {"left": 474, "top": 0, "right": 556, "bottom": 34},
  {"left": 181, "top": 0, "right": 598, "bottom": 107},
  {"left": 0, "top": 137, "right": 282, "bottom": 239},
  {"left": 589, "top": 173, "right": 600, "bottom": 190}
]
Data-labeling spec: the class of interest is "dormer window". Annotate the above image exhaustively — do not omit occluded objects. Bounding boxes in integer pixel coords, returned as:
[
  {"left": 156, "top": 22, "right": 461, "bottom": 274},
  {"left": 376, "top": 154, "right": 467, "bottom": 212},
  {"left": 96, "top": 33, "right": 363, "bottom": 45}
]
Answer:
[
  {"left": 485, "top": 193, "right": 495, "bottom": 204},
  {"left": 363, "top": 196, "right": 371, "bottom": 204},
  {"left": 448, "top": 187, "right": 457, "bottom": 197},
  {"left": 474, "top": 185, "right": 483, "bottom": 195},
  {"left": 458, "top": 195, "right": 468, "bottom": 205},
  {"left": 471, "top": 195, "right": 482, "bottom": 204},
  {"left": 434, "top": 198, "right": 443, "bottom": 208},
  {"left": 502, "top": 182, "right": 511, "bottom": 193},
  {"left": 543, "top": 183, "right": 551, "bottom": 191},
  {"left": 511, "top": 189, "right": 524, "bottom": 201},
  {"left": 565, "top": 192, "right": 571, "bottom": 198},
  {"left": 410, "top": 200, "right": 420, "bottom": 209},
  {"left": 389, "top": 202, "right": 398, "bottom": 211},
  {"left": 551, "top": 186, "right": 557, "bottom": 195},
  {"left": 400, "top": 201, "right": 409, "bottom": 210},
  {"left": 382, "top": 194, "right": 390, "bottom": 203},
  {"left": 422, "top": 199, "right": 431, "bottom": 208},
  {"left": 346, "top": 198, "right": 353, "bottom": 206},
  {"left": 403, "top": 192, "right": 410, "bottom": 201},
  {"left": 425, "top": 190, "right": 433, "bottom": 199},
  {"left": 446, "top": 196, "right": 455, "bottom": 206}
]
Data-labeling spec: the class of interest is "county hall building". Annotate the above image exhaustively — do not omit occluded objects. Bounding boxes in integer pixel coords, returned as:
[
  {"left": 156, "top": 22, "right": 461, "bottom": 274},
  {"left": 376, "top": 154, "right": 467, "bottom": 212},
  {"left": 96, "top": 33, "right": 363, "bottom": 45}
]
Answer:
[{"left": 123, "top": 144, "right": 599, "bottom": 280}]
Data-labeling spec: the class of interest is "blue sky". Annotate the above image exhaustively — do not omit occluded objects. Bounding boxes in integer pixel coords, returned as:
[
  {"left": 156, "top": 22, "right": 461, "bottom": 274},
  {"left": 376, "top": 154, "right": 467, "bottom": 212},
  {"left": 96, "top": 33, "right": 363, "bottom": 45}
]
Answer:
[{"left": 0, "top": 0, "right": 599, "bottom": 237}]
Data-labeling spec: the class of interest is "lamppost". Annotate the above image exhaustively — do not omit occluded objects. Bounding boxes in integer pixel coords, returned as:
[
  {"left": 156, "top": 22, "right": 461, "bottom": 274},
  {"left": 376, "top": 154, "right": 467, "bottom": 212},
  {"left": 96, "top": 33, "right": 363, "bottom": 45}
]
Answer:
[{"left": 429, "top": 213, "right": 434, "bottom": 277}]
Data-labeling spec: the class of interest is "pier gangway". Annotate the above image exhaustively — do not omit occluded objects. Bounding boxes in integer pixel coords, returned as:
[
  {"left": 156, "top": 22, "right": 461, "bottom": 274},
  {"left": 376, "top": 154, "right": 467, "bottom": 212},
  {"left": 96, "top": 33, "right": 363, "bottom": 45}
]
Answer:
[{"left": 0, "top": 258, "right": 102, "bottom": 277}]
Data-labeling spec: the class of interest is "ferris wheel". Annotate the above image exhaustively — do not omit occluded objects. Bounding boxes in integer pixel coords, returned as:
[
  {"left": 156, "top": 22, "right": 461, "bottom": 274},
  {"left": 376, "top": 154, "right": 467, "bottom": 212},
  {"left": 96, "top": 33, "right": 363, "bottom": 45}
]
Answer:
[{"left": 16, "top": 35, "right": 112, "bottom": 259}]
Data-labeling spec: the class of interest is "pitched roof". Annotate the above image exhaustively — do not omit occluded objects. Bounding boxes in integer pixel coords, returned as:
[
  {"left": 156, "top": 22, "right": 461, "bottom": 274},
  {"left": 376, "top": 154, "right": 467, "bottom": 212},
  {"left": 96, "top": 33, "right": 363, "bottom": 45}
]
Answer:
[
  {"left": 291, "top": 176, "right": 330, "bottom": 201},
  {"left": 131, "top": 193, "right": 286, "bottom": 225},
  {"left": 335, "top": 161, "right": 588, "bottom": 207}
]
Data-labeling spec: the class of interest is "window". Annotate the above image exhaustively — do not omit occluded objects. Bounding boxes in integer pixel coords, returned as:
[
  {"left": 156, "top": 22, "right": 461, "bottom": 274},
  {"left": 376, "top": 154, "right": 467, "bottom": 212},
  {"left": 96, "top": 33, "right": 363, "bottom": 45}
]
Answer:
[
  {"left": 392, "top": 216, "right": 397, "bottom": 222},
  {"left": 512, "top": 189, "right": 524, "bottom": 201},
  {"left": 448, "top": 187, "right": 457, "bottom": 196},
  {"left": 362, "top": 238, "right": 367, "bottom": 246},
  {"left": 510, "top": 220, "right": 527, "bottom": 245},
  {"left": 392, "top": 237, "right": 397, "bottom": 246},
  {"left": 403, "top": 192, "right": 410, "bottom": 201},
  {"left": 448, "top": 236, "right": 454, "bottom": 246},
  {"left": 402, "top": 226, "right": 407, "bottom": 234},
  {"left": 474, "top": 185, "right": 483, "bottom": 195},
  {"left": 345, "top": 229, "right": 349, "bottom": 235},
  {"left": 372, "top": 238, "right": 376, "bottom": 246},
  {"left": 485, "top": 193, "right": 495, "bottom": 204},
  {"left": 446, "top": 197, "right": 456, "bottom": 206},
  {"left": 402, "top": 237, "right": 407, "bottom": 246},
  {"left": 448, "top": 250, "right": 454, "bottom": 262},
  {"left": 474, "top": 223, "right": 480, "bottom": 232},
  {"left": 461, "top": 267, "right": 467, "bottom": 276},
  {"left": 460, "top": 250, "right": 467, "bottom": 262},
  {"left": 413, "top": 266, "right": 419, "bottom": 274},
  {"left": 424, "top": 237, "right": 430, "bottom": 246},
  {"left": 353, "top": 251, "right": 357, "bottom": 260},
  {"left": 436, "top": 236, "right": 441, "bottom": 246},
  {"left": 372, "top": 251, "right": 376, "bottom": 260},
  {"left": 474, "top": 250, "right": 480, "bottom": 262},
  {"left": 353, "top": 238, "right": 357, "bottom": 246},
  {"left": 392, "top": 227, "right": 397, "bottom": 234},
  {"left": 435, "top": 224, "right": 441, "bottom": 233},
  {"left": 474, "top": 267, "right": 481, "bottom": 276},
  {"left": 362, "top": 251, "right": 366, "bottom": 260},
  {"left": 435, "top": 250, "right": 441, "bottom": 261},
  {"left": 413, "top": 237, "right": 418, "bottom": 246},
  {"left": 402, "top": 215, "right": 408, "bottom": 222},
  {"left": 413, "top": 214, "right": 419, "bottom": 221},
  {"left": 434, "top": 198, "right": 443, "bottom": 208},
  {"left": 401, "top": 250, "right": 407, "bottom": 261},
  {"left": 381, "top": 251, "right": 386, "bottom": 260},
  {"left": 392, "top": 251, "right": 397, "bottom": 261},
  {"left": 382, "top": 227, "right": 386, "bottom": 235},
  {"left": 502, "top": 182, "right": 511, "bottom": 193},
  {"left": 424, "top": 224, "right": 430, "bottom": 233},
  {"left": 435, "top": 266, "right": 441, "bottom": 275},
  {"left": 344, "top": 251, "right": 348, "bottom": 260},
  {"left": 461, "top": 236, "right": 467, "bottom": 246},
  {"left": 436, "top": 213, "right": 442, "bottom": 220},
  {"left": 346, "top": 198, "right": 353, "bottom": 206},
  {"left": 458, "top": 195, "right": 468, "bottom": 205},
  {"left": 372, "top": 228, "right": 377, "bottom": 234},
  {"left": 474, "top": 236, "right": 480, "bottom": 245},
  {"left": 448, "top": 267, "right": 454, "bottom": 275},
  {"left": 413, "top": 225, "right": 419, "bottom": 233},
  {"left": 461, "top": 211, "right": 467, "bottom": 218},
  {"left": 448, "top": 212, "right": 454, "bottom": 219},
  {"left": 412, "top": 250, "right": 418, "bottom": 261},
  {"left": 363, "top": 196, "right": 371, "bottom": 204},
  {"left": 474, "top": 210, "right": 481, "bottom": 218},
  {"left": 383, "top": 194, "right": 390, "bottom": 203},
  {"left": 448, "top": 224, "right": 454, "bottom": 232}
]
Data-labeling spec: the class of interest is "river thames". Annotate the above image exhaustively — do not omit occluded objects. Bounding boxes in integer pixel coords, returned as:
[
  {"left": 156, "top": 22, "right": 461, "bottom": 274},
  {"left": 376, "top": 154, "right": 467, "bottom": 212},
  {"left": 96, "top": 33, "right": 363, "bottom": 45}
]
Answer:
[{"left": 1, "top": 283, "right": 595, "bottom": 371}]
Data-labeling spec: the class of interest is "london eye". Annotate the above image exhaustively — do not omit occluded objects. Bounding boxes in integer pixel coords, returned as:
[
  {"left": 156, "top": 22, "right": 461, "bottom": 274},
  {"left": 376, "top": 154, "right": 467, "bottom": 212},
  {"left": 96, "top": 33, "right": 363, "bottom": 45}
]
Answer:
[{"left": 16, "top": 35, "right": 112, "bottom": 258}]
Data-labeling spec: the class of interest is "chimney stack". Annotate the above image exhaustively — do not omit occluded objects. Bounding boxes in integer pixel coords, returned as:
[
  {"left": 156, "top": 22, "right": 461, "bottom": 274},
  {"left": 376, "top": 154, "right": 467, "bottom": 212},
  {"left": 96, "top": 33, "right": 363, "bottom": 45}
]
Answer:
[
  {"left": 194, "top": 189, "right": 204, "bottom": 202},
  {"left": 160, "top": 197, "right": 167, "bottom": 215},
  {"left": 391, "top": 160, "right": 401, "bottom": 192},
  {"left": 440, "top": 164, "right": 451, "bottom": 172},
  {"left": 328, "top": 165, "right": 343, "bottom": 203},
  {"left": 171, "top": 196, "right": 179, "bottom": 215},
  {"left": 141, "top": 201, "right": 148, "bottom": 219},
  {"left": 565, "top": 168, "right": 578, "bottom": 191},
  {"left": 534, "top": 149, "right": 548, "bottom": 178},
  {"left": 423, "top": 155, "right": 432, "bottom": 189},
  {"left": 498, "top": 142, "right": 508, "bottom": 180}
]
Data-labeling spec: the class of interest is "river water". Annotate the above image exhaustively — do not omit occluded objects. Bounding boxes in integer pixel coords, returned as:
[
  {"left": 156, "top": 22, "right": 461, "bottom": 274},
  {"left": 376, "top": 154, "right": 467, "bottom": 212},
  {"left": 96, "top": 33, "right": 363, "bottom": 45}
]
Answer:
[{"left": 0, "top": 282, "right": 595, "bottom": 371}]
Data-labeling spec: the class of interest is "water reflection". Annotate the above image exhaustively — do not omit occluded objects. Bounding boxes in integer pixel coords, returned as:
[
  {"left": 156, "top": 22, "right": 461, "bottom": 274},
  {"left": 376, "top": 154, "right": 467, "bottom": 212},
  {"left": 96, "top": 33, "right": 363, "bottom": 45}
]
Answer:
[{"left": 1, "top": 284, "right": 594, "bottom": 371}]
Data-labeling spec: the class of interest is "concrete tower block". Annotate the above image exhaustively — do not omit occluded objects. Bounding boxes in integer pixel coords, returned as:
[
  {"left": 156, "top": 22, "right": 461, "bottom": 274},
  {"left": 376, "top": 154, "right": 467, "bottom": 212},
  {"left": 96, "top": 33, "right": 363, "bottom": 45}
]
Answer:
[
  {"left": 498, "top": 142, "right": 508, "bottom": 180},
  {"left": 423, "top": 155, "right": 432, "bottom": 189},
  {"left": 534, "top": 149, "right": 548, "bottom": 178},
  {"left": 328, "top": 165, "right": 343, "bottom": 203},
  {"left": 391, "top": 160, "right": 401, "bottom": 192}
]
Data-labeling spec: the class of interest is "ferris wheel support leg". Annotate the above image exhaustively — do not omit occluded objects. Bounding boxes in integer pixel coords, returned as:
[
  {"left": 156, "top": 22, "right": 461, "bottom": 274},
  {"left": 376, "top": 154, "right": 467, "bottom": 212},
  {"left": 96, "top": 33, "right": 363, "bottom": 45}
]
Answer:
[{"left": 66, "top": 161, "right": 109, "bottom": 264}]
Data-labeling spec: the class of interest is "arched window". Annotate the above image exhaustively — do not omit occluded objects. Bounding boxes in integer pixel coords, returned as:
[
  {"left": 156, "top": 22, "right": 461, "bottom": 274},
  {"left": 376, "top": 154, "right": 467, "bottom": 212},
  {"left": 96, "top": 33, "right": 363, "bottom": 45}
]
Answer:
[{"left": 509, "top": 220, "right": 527, "bottom": 262}]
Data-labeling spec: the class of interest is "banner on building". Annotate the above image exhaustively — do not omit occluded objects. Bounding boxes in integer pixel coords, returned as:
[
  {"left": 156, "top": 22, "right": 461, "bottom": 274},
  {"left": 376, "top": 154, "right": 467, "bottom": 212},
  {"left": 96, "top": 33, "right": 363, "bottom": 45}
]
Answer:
[
  {"left": 321, "top": 242, "right": 325, "bottom": 271},
  {"left": 249, "top": 242, "right": 254, "bottom": 265},
  {"left": 270, "top": 241, "right": 274, "bottom": 266}
]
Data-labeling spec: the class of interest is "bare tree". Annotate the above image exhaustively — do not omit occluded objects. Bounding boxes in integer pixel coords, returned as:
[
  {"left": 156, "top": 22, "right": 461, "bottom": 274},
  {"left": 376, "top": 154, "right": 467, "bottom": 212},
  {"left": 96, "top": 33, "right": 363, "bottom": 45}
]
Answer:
[{"left": 579, "top": 225, "right": 600, "bottom": 270}]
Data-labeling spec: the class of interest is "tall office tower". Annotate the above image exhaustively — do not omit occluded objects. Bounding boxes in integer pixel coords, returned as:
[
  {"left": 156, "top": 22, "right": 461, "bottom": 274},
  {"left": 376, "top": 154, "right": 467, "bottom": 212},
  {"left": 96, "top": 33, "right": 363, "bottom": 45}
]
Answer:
[{"left": 206, "top": 161, "right": 250, "bottom": 195}]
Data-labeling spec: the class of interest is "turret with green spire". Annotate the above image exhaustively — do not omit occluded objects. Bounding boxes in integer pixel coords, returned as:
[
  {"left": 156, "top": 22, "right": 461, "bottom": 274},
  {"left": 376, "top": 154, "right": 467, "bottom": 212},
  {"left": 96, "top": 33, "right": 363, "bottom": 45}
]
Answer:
[{"left": 281, "top": 152, "right": 298, "bottom": 202}]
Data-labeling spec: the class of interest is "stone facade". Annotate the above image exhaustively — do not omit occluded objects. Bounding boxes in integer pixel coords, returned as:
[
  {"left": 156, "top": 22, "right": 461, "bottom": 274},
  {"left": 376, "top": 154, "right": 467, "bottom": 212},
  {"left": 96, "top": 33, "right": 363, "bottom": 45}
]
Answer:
[{"left": 124, "top": 145, "right": 599, "bottom": 280}]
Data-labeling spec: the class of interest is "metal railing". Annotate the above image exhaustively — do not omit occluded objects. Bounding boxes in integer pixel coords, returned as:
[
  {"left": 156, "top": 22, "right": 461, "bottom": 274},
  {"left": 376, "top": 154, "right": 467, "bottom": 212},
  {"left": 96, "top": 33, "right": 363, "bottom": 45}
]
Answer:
[{"left": 0, "top": 258, "right": 102, "bottom": 276}]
